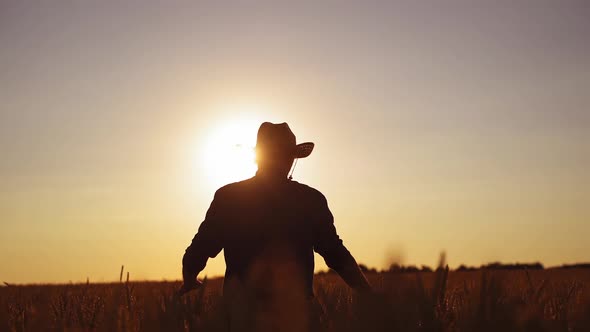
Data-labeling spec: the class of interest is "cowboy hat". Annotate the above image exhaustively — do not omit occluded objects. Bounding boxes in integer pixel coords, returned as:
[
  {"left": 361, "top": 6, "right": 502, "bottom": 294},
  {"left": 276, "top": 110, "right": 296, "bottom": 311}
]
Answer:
[{"left": 256, "top": 122, "right": 314, "bottom": 159}]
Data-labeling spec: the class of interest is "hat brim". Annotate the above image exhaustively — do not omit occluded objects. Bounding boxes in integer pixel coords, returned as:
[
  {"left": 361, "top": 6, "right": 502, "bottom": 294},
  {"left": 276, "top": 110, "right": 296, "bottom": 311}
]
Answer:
[{"left": 295, "top": 142, "right": 314, "bottom": 159}]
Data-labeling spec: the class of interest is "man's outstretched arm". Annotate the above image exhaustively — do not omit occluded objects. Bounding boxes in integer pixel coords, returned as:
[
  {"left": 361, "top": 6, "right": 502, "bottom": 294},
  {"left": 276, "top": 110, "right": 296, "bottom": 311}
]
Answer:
[
  {"left": 312, "top": 193, "right": 371, "bottom": 291},
  {"left": 182, "top": 190, "right": 224, "bottom": 289}
]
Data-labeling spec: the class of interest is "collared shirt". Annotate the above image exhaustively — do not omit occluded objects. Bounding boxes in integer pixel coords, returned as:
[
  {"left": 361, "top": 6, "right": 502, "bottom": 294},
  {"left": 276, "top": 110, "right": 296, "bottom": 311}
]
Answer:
[{"left": 183, "top": 173, "right": 369, "bottom": 298}]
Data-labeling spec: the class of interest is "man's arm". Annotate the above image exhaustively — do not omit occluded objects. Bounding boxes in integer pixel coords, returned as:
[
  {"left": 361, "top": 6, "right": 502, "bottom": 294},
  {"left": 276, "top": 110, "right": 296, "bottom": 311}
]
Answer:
[
  {"left": 312, "top": 192, "right": 371, "bottom": 291},
  {"left": 182, "top": 190, "right": 224, "bottom": 287}
]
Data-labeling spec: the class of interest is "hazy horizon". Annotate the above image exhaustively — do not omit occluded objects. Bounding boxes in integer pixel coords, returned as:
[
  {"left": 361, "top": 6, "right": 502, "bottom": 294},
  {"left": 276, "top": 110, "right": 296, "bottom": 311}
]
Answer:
[{"left": 1, "top": 1, "right": 589, "bottom": 283}]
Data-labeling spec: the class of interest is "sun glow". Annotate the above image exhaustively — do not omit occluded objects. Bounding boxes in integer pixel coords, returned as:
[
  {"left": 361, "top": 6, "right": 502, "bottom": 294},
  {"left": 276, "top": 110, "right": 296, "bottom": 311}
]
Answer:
[{"left": 200, "top": 118, "right": 260, "bottom": 190}]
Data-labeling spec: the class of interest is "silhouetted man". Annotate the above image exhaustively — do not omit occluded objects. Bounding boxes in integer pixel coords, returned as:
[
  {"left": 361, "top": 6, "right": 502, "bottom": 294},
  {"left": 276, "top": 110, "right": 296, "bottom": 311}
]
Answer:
[{"left": 181, "top": 122, "right": 370, "bottom": 331}]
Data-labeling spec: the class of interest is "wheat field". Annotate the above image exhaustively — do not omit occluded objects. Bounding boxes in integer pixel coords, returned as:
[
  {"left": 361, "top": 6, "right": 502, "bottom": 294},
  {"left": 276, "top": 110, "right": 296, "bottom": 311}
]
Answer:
[{"left": 1, "top": 267, "right": 589, "bottom": 332}]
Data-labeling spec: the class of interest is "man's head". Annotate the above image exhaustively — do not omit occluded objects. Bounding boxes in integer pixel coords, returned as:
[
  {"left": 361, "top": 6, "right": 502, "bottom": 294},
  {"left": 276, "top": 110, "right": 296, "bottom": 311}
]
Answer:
[{"left": 255, "top": 122, "right": 314, "bottom": 176}]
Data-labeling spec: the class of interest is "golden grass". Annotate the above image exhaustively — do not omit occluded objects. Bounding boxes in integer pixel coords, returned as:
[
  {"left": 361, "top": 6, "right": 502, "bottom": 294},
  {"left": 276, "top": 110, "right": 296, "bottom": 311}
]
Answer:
[{"left": 1, "top": 268, "right": 589, "bottom": 331}]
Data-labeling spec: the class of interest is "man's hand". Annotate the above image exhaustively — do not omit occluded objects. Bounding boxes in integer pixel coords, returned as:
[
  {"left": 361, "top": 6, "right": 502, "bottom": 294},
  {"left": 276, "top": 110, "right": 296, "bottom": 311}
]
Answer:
[{"left": 177, "top": 279, "right": 203, "bottom": 297}]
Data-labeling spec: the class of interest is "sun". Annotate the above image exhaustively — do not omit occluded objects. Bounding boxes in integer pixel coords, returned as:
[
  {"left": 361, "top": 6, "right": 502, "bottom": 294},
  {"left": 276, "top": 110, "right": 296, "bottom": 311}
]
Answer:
[{"left": 200, "top": 119, "right": 259, "bottom": 190}]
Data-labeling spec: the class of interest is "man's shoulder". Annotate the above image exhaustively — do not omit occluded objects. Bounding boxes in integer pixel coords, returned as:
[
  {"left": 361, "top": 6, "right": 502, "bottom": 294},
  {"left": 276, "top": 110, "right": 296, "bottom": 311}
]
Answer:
[
  {"left": 214, "top": 177, "right": 256, "bottom": 196},
  {"left": 289, "top": 180, "right": 327, "bottom": 201},
  {"left": 214, "top": 178, "right": 327, "bottom": 203}
]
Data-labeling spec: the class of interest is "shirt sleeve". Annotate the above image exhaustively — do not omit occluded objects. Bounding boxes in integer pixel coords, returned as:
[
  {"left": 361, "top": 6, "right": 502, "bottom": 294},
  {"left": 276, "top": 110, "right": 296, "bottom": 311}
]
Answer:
[
  {"left": 312, "top": 192, "right": 371, "bottom": 290},
  {"left": 182, "top": 190, "right": 225, "bottom": 282}
]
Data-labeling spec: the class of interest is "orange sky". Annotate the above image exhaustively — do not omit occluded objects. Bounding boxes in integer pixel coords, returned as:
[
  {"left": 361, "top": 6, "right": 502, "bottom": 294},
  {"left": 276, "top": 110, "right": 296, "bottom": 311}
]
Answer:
[{"left": 1, "top": 1, "right": 589, "bottom": 283}]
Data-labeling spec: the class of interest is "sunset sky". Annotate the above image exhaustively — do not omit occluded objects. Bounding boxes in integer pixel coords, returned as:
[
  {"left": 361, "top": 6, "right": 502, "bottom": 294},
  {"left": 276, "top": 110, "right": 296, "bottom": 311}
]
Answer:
[{"left": 1, "top": 1, "right": 589, "bottom": 283}]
